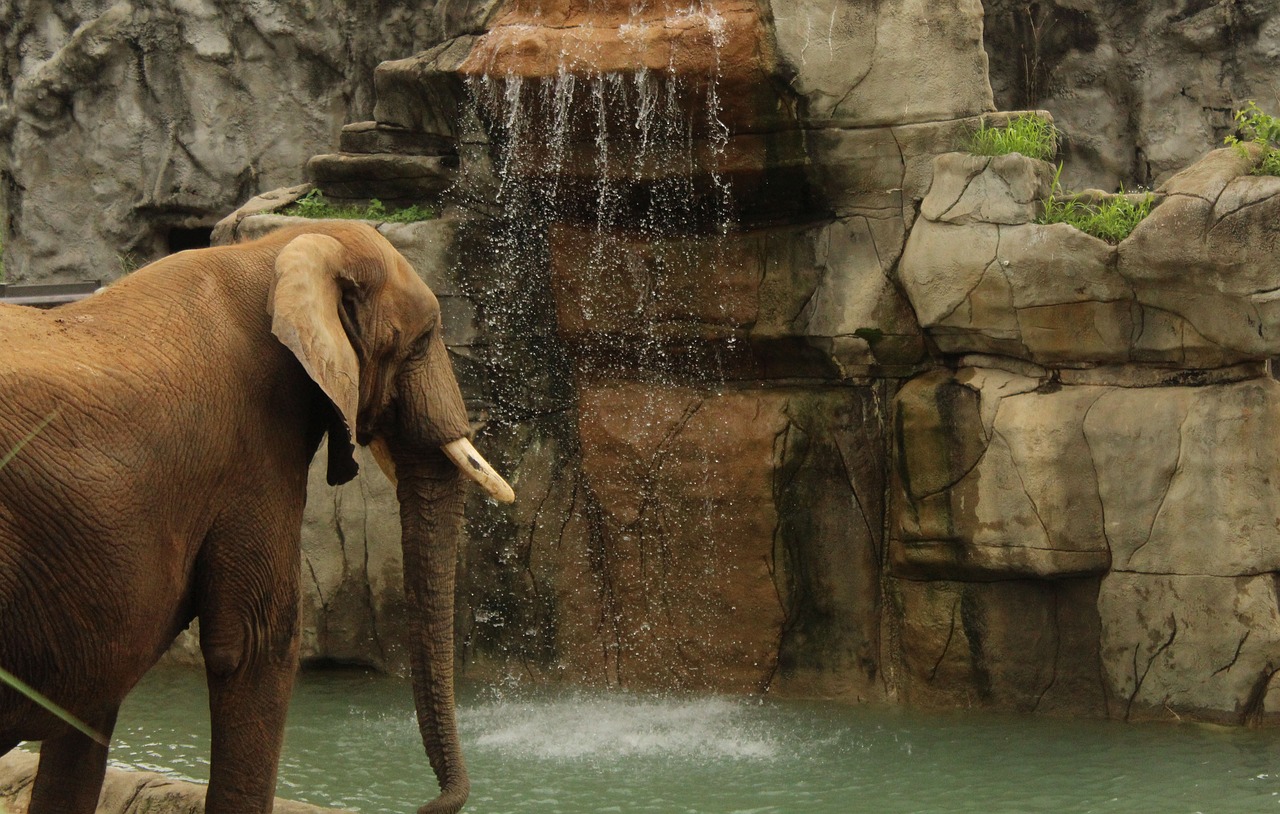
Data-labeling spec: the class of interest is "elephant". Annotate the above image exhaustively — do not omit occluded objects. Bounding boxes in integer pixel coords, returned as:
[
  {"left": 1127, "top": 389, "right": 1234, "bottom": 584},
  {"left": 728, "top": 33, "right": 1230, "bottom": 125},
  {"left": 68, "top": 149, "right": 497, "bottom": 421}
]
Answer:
[{"left": 0, "top": 221, "right": 513, "bottom": 814}]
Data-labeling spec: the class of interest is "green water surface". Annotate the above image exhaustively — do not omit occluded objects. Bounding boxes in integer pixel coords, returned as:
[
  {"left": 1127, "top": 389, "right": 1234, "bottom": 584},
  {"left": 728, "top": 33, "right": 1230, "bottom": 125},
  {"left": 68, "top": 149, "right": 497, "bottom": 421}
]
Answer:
[{"left": 98, "top": 667, "right": 1279, "bottom": 814}]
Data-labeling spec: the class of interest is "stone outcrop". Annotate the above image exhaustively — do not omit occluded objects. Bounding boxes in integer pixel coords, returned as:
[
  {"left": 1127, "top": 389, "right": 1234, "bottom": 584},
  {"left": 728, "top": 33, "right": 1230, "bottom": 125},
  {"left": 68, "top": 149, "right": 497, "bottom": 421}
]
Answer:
[
  {"left": 891, "top": 142, "right": 1280, "bottom": 723},
  {"left": 901, "top": 145, "right": 1280, "bottom": 369},
  {"left": 0, "top": 750, "right": 349, "bottom": 813}
]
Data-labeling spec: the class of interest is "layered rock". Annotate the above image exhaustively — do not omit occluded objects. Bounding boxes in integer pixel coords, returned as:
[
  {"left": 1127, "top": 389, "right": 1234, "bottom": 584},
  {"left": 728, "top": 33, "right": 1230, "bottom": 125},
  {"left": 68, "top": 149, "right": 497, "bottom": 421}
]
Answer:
[{"left": 891, "top": 143, "right": 1280, "bottom": 723}]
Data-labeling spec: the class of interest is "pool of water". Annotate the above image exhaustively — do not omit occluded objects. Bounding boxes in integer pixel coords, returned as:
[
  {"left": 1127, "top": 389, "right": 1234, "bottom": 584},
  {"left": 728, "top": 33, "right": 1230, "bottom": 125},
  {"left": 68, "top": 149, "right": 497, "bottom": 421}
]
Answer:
[{"left": 97, "top": 667, "right": 1279, "bottom": 813}]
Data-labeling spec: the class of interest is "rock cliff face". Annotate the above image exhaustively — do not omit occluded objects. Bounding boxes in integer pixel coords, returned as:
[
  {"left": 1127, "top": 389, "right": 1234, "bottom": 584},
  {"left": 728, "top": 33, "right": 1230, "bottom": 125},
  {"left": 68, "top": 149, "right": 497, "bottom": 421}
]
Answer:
[
  {"left": 981, "top": 0, "right": 1280, "bottom": 189},
  {"left": 895, "top": 147, "right": 1280, "bottom": 721},
  {"left": 8, "top": 0, "right": 1280, "bottom": 726},
  {"left": 0, "top": 0, "right": 498, "bottom": 283}
]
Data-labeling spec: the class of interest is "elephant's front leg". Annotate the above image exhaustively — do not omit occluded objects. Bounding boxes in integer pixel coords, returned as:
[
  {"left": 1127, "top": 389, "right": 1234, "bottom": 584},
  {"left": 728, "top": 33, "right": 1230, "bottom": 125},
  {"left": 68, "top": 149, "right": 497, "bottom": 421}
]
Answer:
[
  {"left": 197, "top": 523, "right": 302, "bottom": 814},
  {"left": 28, "top": 707, "right": 119, "bottom": 814}
]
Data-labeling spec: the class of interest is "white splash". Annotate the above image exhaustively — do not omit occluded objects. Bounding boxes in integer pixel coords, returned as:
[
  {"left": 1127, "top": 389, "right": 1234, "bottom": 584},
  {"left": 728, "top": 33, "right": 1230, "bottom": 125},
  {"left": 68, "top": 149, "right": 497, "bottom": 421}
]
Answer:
[{"left": 462, "top": 693, "right": 778, "bottom": 762}]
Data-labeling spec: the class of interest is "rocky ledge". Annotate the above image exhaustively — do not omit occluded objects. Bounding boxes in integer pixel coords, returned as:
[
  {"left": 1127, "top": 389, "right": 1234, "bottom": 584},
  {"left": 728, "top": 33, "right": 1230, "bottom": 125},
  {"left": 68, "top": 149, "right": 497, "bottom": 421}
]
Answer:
[
  {"left": 0, "top": 750, "right": 349, "bottom": 814},
  {"left": 892, "top": 144, "right": 1280, "bottom": 724}
]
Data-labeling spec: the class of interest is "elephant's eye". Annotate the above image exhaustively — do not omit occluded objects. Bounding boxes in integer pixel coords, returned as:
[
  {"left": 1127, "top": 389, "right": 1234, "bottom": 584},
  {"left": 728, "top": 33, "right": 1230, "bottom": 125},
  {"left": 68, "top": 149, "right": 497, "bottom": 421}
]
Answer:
[{"left": 407, "top": 333, "right": 432, "bottom": 360}]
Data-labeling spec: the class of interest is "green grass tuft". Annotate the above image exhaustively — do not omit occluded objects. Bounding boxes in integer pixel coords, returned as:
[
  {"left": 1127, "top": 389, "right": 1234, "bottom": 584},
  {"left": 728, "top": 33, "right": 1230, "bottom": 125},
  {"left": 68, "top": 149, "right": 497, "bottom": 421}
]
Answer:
[
  {"left": 1225, "top": 101, "right": 1280, "bottom": 177},
  {"left": 964, "top": 114, "right": 1059, "bottom": 162},
  {"left": 1038, "top": 164, "right": 1153, "bottom": 244},
  {"left": 284, "top": 189, "right": 436, "bottom": 223}
]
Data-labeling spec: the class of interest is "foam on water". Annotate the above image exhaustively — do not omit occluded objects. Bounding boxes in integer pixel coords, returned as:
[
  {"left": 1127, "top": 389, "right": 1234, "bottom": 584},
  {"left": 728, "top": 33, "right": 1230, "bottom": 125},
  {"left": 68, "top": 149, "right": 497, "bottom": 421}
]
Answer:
[{"left": 463, "top": 692, "right": 778, "bottom": 762}]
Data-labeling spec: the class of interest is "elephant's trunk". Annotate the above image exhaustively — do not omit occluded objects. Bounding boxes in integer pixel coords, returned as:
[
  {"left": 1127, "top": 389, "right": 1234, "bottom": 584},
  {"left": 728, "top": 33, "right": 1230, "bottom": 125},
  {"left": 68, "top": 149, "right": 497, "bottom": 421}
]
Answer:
[{"left": 396, "top": 451, "right": 470, "bottom": 814}]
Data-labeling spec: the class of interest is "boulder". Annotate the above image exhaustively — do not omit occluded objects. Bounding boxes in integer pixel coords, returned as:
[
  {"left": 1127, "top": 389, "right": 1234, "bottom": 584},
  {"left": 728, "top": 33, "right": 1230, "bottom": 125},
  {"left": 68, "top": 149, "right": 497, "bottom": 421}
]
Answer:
[
  {"left": 902, "top": 148, "right": 1280, "bottom": 366},
  {"left": 1099, "top": 573, "right": 1280, "bottom": 724},
  {"left": 891, "top": 366, "right": 1111, "bottom": 580},
  {"left": 920, "top": 153, "right": 1052, "bottom": 226},
  {"left": 0, "top": 749, "right": 349, "bottom": 814},
  {"left": 1120, "top": 148, "right": 1280, "bottom": 360}
]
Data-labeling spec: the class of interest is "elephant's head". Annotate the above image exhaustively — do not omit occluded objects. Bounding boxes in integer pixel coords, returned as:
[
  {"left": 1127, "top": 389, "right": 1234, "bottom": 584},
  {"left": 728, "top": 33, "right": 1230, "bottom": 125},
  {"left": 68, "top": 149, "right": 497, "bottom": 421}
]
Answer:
[{"left": 267, "top": 222, "right": 512, "bottom": 814}]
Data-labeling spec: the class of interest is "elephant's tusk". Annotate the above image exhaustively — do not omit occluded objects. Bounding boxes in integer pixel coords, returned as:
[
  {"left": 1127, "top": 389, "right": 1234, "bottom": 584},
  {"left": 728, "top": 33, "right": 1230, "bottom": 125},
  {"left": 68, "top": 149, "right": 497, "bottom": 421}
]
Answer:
[
  {"left": 368, "top": 437, "right": 398, "bottom": 485},
  {"left": 443, "top": 438, "right": 515, "bottom": 504}
]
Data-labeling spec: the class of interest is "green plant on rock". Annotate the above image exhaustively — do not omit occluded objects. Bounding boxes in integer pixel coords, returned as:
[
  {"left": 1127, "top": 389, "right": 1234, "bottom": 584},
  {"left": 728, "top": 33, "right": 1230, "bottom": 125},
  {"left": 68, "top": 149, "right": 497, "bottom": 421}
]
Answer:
[
  {"left": 964, "top": 113, "right": 1059, "bottom": 162},
  {"left": 1038, "top": 164, "right": 1153, "bottom": 244},
  {"left": 284, "top": 189, "right": 436, "bottom": 223},
  {"left": 1225, "top": 101, "right": 1280, "bottom": 177}
]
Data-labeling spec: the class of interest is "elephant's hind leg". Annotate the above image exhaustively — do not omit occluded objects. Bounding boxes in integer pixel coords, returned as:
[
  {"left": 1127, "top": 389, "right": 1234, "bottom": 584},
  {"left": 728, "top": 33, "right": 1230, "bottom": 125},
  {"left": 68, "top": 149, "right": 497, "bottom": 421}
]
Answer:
[{"left": 27, "top": 708, "right": 118, "bottom": 814}]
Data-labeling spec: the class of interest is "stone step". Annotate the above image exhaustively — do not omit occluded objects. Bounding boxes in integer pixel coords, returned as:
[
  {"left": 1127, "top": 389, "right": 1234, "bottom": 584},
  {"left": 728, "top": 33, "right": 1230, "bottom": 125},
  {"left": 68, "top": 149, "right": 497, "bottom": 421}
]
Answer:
[
  {"left": 339, "top": 121, "right": 456, "bottom": 156},
  {"left": 305, "top": 152, "right": 456, "bottom": 202},
  {"left": 372, "top": 36, "right": 479, "bottom": 139}
]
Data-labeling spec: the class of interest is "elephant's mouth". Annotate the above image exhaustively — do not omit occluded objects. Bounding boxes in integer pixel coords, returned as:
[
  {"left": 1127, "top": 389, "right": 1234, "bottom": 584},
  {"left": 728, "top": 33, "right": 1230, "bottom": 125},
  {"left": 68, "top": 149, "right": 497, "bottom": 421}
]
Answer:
[{"left": 368, "top": 437, "right": 515, "bottom": 504}]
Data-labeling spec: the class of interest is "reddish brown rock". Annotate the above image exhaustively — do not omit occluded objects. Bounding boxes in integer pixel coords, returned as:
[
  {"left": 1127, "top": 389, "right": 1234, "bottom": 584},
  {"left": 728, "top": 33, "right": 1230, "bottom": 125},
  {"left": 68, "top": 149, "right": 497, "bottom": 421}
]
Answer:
[
  {"left": 570, "top": 381, "right": 787, "bottom": 691},
  {"left": 460, "top": 0, "right": 779, "bottom": 133}
]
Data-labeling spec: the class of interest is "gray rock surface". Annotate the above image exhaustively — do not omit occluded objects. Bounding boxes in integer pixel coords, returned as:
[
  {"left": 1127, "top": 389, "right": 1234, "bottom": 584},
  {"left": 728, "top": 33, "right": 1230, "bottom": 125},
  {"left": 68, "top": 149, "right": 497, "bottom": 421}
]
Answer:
[
  {"left": 981, "top": 0, "right": 1280, "bottom": 190},
  {"left": 0, "top": 0, "right": 497, "bottom": 284},
  {"left": 771, "top": 0, "right": 994, "bottom": 127}
]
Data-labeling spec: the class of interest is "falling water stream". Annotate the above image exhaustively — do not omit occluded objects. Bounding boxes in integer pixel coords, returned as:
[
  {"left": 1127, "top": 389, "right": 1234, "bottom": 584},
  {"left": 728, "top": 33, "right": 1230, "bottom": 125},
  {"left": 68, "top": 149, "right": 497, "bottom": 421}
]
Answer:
[{"left": 97, "top": 666, "right": 1280, "bottom": 813}]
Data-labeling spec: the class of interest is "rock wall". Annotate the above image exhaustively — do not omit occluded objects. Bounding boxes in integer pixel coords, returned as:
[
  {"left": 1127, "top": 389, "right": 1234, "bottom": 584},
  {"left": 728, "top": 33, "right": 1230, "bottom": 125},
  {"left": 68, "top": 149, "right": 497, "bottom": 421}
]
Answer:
[
  {"left": 892, "top": 144, "right": 1280, "bottom": 722},
  {"left": 981, "top": 0, "right": 1280, "bottom": 189},
  {"left": 0, "top": 0, "right": 499, "bottom": 284}
]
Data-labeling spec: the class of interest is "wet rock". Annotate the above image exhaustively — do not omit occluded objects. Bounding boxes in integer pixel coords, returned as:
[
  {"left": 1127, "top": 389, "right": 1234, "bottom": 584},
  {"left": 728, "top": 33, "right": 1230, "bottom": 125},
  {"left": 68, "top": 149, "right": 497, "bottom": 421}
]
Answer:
[
  {"left": 459, "top": 0, "right": 782, "bottom": 134},
  {"left": 892, "top": 577, "right": 1106, "bottom": 715},
  {"left": 561, "top": 381, "right": 885, "bottom": 696},
  {"left": 373, "top": 37, "right": 484, "bottom": 140}
]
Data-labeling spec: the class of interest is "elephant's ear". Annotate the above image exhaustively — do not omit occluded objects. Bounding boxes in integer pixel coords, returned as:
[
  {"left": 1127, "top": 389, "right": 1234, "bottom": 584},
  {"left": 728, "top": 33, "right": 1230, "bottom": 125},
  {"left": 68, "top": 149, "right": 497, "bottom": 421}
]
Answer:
[{"left": 267, "top": 232, "right": 361, "bottom": 485}]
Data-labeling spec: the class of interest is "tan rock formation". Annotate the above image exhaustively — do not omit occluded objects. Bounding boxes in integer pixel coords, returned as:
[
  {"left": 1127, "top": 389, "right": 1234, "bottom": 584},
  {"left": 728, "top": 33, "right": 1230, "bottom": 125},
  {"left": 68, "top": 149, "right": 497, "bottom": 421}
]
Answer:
[
  {"left": 0, "top": 750, "right": 349, "bottom": 814},
  {"left": 901, "top": 147, "right": 1280, "bottom": 368}
]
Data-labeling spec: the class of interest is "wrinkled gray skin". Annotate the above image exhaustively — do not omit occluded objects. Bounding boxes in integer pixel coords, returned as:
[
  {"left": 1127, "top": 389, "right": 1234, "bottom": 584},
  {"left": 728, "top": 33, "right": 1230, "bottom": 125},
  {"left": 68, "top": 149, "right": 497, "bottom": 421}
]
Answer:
[{"left": 0, "top": 222, "right": 493, "bottom": 814}]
